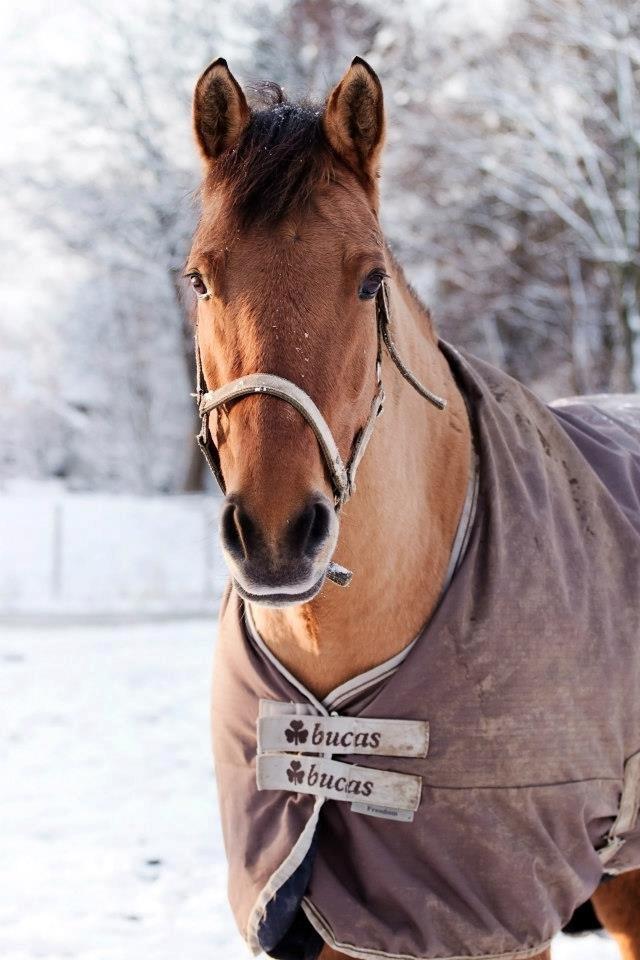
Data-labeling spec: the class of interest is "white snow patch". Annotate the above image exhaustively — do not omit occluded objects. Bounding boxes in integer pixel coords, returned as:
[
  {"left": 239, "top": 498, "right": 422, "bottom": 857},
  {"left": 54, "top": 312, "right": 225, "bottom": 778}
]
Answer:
[
  {"left": 554, "top": 933, "right": 619, "bottom": 960},
  {"left": 0, "top": 493, "right": 227, "bottom": 618},
  {"left": 1, "top": 618, "right": 248, "bottom": 959}
]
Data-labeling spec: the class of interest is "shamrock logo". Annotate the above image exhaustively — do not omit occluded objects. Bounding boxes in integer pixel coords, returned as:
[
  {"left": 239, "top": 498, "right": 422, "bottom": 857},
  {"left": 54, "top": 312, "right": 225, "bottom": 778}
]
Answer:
[
  {"left": 286, "top": 760, "right": 305, "bottom": 785},
  {"left": 284, "top": 720, "right": 308, "bottom": 745}
]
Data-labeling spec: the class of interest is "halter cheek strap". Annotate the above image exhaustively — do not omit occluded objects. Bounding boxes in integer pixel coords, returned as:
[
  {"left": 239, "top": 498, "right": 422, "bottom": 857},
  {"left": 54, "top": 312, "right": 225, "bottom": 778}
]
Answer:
[{"left": 193, "top": 281, "right": 446, "bottom": 584}]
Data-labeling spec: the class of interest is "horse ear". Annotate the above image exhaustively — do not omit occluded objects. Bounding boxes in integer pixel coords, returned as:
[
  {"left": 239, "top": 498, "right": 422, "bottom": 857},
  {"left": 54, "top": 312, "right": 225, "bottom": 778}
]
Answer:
[
  {"left": 192, "top": 58, "right": 250, "bottom": 162},
  {"left": 322, "top": 57, "right": 385, "bottom": 181}
]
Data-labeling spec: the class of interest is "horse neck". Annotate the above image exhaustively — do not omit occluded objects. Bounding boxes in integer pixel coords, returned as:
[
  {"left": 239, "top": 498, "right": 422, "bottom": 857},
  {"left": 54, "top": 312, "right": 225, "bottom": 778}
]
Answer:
[{"left": 250, "top": 263, "right": 472, "bottom": 699}]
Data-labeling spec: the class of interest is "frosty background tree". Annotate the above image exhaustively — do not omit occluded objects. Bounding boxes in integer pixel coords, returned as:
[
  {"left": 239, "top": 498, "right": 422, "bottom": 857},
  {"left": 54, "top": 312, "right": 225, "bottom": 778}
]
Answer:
[
  {"left": 466, "top": 0, "right": 640, "bottom": 392},
  {"left": 1, "top": 0, "right": 638, "bottom": 493}
]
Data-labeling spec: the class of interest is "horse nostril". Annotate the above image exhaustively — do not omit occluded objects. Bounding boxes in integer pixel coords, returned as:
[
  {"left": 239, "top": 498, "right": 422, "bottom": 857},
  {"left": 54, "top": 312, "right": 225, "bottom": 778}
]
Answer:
[
  {"left": 220, "top": 501, "right": 258, "bottom": 561},
  {"left": 291, "top": 498, "right": 333, "bottom": 559}
]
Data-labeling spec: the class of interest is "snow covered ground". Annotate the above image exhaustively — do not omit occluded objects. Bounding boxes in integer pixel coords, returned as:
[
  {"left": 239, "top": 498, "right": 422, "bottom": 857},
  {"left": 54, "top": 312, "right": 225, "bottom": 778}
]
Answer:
[
  {"left": 2, "top": 616, "right": 619, "bottom": 960},
  {"left": 0, "top": 491, "right": 225, "bottom": 619},
  {"left": 2, "top": 617, "right": 247, "bottom": 960}
]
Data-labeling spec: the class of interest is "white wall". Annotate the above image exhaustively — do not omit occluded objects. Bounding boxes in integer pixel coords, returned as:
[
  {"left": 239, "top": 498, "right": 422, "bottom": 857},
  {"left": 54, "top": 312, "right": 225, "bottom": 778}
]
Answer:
[{"left": 0, "top": 493, "right": 227, "bottom": 620}]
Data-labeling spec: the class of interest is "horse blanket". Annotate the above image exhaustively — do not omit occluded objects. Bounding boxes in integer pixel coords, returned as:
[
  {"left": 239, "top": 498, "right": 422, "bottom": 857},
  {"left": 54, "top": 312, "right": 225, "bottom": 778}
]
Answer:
[{"left": 211, "top": 343, "right": 640, "bottom": 960}]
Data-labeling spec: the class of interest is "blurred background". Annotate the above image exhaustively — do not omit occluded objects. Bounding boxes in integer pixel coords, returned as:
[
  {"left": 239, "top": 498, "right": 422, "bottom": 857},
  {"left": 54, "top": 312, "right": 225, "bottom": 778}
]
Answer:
[
  {"left": 1, "top": 0, "right": 637, "bottom": 957},
  {"left": 2, "top": 0, "right": 639, "bottom": 499}
]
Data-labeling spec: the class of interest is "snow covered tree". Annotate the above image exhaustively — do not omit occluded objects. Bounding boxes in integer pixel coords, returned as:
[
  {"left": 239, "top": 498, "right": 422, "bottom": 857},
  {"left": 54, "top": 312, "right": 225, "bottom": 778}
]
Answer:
[
  {"left": 459, "top": 0, "right": 640, "bottom": 390},
  {"left": 3, "top": 0, "right": 637, "bottom": 493},
  {"left": 3, "top": 0, "right": 255, "bottom": 491}
]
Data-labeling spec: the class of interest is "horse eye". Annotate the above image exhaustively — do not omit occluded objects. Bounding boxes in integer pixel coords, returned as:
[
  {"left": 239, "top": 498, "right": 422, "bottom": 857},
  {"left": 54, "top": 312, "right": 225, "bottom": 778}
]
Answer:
[
  {"left": 190, "top": 274, "right": 208, "bottom": 297},
  {"left": 358, "top": 270, "right": 386, "bottom": 300}
]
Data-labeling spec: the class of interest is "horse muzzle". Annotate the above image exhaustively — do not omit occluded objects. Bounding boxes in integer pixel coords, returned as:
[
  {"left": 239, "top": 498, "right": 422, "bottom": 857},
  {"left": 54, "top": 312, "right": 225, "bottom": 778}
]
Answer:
[{"left": 219, "top": 493, "right": 339, "bottom": 607}]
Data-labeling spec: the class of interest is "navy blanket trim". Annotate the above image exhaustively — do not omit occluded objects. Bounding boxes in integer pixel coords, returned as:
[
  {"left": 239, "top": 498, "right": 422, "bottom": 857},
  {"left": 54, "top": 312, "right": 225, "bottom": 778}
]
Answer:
[
  {"left": 258, "top": 836, "right": 322, "bottom": 959},
  {"left": 269, "top": 906, "right": 324, "bottom": 960}
]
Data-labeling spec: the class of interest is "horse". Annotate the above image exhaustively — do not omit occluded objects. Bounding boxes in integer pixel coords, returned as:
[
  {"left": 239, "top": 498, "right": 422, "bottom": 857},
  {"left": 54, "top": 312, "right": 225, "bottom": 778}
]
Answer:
[{"left": 186, "top": 56, "right": 640, "bottom": 960}]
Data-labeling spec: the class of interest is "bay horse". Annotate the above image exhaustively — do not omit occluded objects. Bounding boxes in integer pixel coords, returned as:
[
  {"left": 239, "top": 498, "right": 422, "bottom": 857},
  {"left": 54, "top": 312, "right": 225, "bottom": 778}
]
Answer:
[{"left": 186, "top": 57, "right": 640, "bottom": 960}]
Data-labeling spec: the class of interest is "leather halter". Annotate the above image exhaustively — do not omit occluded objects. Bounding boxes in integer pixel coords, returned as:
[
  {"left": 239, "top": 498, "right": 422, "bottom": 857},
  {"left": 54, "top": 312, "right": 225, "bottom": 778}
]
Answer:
[{"left": 193, "top": 280, "right": 446, "bottom": 584}]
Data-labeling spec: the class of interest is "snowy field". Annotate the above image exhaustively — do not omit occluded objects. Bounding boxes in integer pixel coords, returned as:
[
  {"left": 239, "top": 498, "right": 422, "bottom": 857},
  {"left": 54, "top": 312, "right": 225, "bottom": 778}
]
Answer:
[
  {"left": 2, "top": 617, "right": 247, "bottom": 960},
  {"left": 2, "top": 617, "right": 619, "bottom": 960}
]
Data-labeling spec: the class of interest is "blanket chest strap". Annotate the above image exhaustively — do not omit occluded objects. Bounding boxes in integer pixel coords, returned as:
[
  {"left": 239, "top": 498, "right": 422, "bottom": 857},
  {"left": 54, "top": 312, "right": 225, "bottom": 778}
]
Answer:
[{"left": 256, "top": 753, "right": 422, "bottom": 813}]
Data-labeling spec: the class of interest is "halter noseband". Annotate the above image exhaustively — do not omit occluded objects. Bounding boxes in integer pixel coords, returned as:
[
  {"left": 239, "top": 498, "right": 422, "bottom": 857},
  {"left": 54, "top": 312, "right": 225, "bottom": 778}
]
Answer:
[{"left": 193, "top": 280, "right": 446, "bottom": 586}]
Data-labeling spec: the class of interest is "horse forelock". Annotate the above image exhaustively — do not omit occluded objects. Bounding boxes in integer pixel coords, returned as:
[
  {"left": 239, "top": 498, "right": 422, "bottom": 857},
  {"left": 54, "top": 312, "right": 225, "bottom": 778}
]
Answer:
[{"left": 202, "top": 88, "right": 344, "bottom": 228}]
